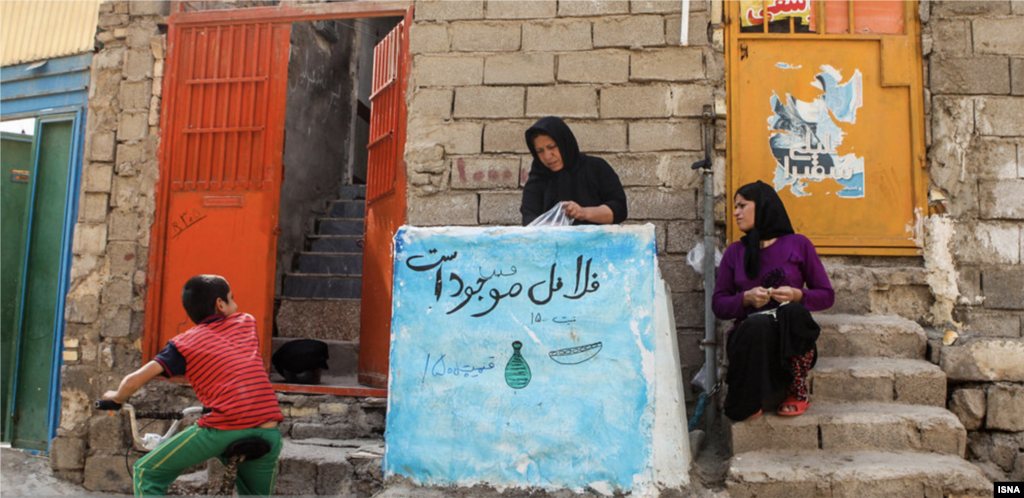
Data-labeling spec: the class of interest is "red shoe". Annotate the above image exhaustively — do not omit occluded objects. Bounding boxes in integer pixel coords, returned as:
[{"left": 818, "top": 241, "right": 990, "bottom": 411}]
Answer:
[
  {"left": 745, "top": 409, "right": 763, "bottom": 421},
  {"left": 777, "top": 396, "right": 809, "bottom": 416}
]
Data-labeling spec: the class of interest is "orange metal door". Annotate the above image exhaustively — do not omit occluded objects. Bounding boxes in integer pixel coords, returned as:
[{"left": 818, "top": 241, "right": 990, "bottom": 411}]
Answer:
[
  {"left": 728, "top": 1, "right": 926, "bottom": 255},
  {"left": 145, "top": 21, "right": 291, "bottom": 362},
  {"left": 359, "top": 11, "right": 411, "bottom": 388}
]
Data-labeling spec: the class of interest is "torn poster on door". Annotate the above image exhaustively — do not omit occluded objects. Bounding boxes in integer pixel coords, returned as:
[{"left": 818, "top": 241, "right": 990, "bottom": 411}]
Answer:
[{"left": 768, "top": 64, "right": 865, "bottom": 198}]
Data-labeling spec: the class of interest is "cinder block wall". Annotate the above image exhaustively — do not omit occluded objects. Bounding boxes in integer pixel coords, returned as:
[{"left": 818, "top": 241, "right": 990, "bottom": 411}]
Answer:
[
  {"left": 403, "top": 0, "right": 725, "bottom": 393},
  {"left": 924, "top": 0, "right": 1024, "bottom": 482}
]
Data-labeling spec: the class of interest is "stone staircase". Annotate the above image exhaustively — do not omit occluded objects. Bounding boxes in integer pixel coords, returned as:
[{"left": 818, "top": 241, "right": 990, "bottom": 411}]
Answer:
[
  {"left": 266, "top": 185, "right": 385, "bottom": 496},
  {"left": 726, "top": 314, "right": 992, "bottom": 497},
  {"left": 278, "top": 185, "right": 365, "bottom": 339},
  {"left": 176, "top": 395, "right": 386, "bottom": 496}
]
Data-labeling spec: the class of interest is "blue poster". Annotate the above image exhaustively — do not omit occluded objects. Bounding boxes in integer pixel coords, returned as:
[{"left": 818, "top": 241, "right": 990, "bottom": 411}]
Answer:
[{"left": 384, "top": 225, "right": 659, "bottom": 492}]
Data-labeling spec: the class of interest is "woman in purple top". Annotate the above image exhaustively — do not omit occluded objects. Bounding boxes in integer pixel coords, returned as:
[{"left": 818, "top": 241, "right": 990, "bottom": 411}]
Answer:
[{"left": 713, "top": 181, "right": 835, "bottom": 421}]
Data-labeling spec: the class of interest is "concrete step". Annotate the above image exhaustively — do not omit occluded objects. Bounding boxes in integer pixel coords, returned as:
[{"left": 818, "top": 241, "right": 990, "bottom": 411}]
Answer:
[
  {"left": 309, "top": 235, "right": 362, "bottom": 253},
  {"left": 283, "top": 274, "right": 361, "bottom": 299},
  {"left": 809, "top": 357, "right": 946, "bottom": 407},
  {"left": 729, "top": 402, "right": 966, "bottom": 456},
  {"left": 298, "top": 252, "right": 363, "bottom": 275},
  {"left": 328, "top": 200, "right": 365, "bottom": 218},
  {"left": 276, "top": 298, "right": 360, "bottom": 341},
  {"left": 271, "top": 337, "right": 358, "bottom": 378},
  {"left": 816, "top": 314, "right": 927, "bottom": 359},
  {"left": 338, "top": 185, "right": 366, "bottom": 201},
  {"left": 318, "top": 218, "right": 363, "bottom": 236},
  {"left": 727, "top": 450, "right": 991, "bottom": 498},
  {"left": 269, "top": 438, "right": 383, "bottom": 495}
]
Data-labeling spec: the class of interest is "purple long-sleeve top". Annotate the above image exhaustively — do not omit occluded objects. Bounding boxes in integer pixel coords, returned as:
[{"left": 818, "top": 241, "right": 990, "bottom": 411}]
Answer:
[{"left": 712, "top": 234, "right": 835, "bottom": 325}]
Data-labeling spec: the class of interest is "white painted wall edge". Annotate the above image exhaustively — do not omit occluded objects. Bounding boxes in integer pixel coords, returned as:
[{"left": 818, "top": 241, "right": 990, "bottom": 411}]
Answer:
[{"left": 652, "top": 277, "right": 691, "bottom": 490}]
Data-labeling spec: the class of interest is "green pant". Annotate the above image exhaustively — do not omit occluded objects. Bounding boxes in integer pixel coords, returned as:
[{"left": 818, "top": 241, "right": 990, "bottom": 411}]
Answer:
[{"left": 133, "top": 424, "right": 282, "bottom": 496}]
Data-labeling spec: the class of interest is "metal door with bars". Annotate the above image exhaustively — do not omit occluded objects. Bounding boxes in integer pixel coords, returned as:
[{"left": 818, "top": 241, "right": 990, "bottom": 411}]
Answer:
[
  {"left": 727, "top": 0, "right": 926, "bottom": 255},
  {"left": 146, "top": 20, "right": 290, "bottom": 362},
  {"left": 359, "top": 12, "right": 410, "bottom": 388}
]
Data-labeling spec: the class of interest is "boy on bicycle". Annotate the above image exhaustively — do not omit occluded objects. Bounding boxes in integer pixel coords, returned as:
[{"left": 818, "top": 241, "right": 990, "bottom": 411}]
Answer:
[{"left": 103, "top": 274, "right": 284, "bottom": 496}]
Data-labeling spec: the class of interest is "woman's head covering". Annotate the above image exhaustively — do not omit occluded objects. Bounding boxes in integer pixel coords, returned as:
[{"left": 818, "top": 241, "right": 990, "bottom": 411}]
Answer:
[
  {"left": 525, "top": 116, "right": 581, "bottom": 177},
  {"left": 736, "top": 180, "right": 794, "bottom": 279}
]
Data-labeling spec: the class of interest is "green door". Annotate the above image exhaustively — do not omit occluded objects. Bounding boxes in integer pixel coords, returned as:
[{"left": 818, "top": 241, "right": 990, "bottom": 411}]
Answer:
[
  {"left": 1, "top": 131, "right": 35, "bottom": 443},
  {"left": 3, "top": 118, "right": 74, "bottom": 450}
]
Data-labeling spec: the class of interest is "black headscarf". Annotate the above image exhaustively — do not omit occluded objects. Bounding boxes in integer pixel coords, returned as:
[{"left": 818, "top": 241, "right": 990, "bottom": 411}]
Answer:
[
  {"left": 736, "top": 180, "right": 794, "bottom": 279},
  {"left": 525, "top": 116, "right": 582, "bottom": 177},
  {"left": 520, "top": 116, "right": 627, "bottom": 225}
]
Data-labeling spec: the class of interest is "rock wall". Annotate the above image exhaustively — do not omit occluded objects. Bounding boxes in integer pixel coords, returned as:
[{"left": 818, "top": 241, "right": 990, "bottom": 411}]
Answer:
[
  {"left": 52, "top": 0, "right": 170, "bottom": 487},
  {"left": 923, "top": 0, "right": 1024, "bottom": 482}
]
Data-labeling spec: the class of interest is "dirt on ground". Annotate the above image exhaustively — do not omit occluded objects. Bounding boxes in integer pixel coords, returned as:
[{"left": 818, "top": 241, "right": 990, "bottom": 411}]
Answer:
[{"left": 0, "top": 446, "right": 102, "bottom": 497}]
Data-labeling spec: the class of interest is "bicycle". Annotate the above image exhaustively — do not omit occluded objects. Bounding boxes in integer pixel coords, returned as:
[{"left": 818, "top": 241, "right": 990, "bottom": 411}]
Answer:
[{"left": 94, "top": 399, "right": 272, "bottom": 495}]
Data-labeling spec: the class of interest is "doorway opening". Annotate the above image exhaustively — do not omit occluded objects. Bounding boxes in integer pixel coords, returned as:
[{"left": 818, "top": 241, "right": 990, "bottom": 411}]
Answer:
[
  {"left": 145, "top": 2, "right": 412, "bottom": 398},
  {"left": 272, "top": 16, "right": 403, "bottom": 391},
  {"left": 2, "top": 114, "right": 80, "bottom": 450}
]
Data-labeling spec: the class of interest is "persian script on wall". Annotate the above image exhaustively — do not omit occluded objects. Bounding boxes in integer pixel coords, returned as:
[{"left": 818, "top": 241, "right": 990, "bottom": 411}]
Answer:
[{"left": 384, "top": 225, "right": 659, "bottom": 492}]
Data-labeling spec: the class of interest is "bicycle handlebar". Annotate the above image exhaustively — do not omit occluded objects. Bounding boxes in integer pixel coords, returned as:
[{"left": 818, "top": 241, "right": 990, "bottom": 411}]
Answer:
[
  {"left": 93, "top": 400, "right": 211, "bottom": 418},
  {"left": 94, "top": 399, "right": 123, "bottom": 411}
]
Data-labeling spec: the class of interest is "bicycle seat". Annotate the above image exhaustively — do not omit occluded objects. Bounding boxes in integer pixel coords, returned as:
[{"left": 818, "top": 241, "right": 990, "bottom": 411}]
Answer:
[{"left": 222, "top": 437, "right": 271, "bottom": 460}]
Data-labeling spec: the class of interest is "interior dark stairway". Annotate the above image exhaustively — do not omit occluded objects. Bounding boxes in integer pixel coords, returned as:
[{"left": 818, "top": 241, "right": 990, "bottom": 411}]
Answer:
[{"left": 274, "top": 185, "right": 366, "bottom": 388}]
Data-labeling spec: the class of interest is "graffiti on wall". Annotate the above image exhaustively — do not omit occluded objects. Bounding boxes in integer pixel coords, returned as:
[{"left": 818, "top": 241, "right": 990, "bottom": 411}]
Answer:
[
  {"left": 768, "top": 64, "right": 865, "bottom": 198},
  {"left": 385, "top": 225, "right": 659, "bottom": 492}
]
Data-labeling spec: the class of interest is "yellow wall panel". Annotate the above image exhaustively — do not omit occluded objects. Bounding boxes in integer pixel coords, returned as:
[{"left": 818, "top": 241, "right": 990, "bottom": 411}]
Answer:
[{"left": 1, "top": 1, "right": 101, "bottom": 67}]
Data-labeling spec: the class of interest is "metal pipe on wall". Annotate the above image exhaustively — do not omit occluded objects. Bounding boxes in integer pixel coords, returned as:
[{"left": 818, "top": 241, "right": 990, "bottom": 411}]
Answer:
[{"left": 697, "top": 105, "right": 718, "bottom": 433}]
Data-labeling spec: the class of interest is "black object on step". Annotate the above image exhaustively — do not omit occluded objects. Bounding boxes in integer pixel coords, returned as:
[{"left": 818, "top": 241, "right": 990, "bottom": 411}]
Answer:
[{"left": 272, "top": 339, "right": 330, "bottom": 385}]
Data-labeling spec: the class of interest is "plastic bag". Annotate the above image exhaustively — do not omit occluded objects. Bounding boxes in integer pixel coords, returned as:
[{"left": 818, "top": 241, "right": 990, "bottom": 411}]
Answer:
[
  {"left": 527, "top": 202, "right": 573, "bottom": 227},
  {"left": 691, "top": 365, "right": 707, "bottom": 393},
  {"left": 686, "top": 241, "right": 723, "bottom": 275}
]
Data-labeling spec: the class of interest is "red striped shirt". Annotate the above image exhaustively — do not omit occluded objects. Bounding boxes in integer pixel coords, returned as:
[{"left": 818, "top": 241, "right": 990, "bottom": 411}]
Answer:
[{"left": 168, "top": 313, "right": 283, "bottom": 429}]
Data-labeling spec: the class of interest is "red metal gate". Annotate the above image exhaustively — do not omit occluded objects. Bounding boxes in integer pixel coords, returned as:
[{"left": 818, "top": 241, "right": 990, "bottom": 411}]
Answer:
[
  {"left": 145, "top": 20, "right": 291, "bottom": 363},
  {"left": 359, "top": 12, "right": 411, "bottom": 388}
]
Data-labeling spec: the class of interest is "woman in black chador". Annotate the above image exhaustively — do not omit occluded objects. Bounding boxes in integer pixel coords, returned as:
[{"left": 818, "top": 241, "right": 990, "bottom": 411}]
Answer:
[{"left": 520, "top": 116, "right": 627, "bottom": 226}]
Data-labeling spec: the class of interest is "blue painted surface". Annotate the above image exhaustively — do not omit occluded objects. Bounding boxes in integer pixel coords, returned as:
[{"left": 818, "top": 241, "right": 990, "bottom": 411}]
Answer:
[
  {"left": 1, "top": 53, "right": 91, "bottom": 118},
  {"left": 48, "top": 111, "right": 85, "bottom": 449},
  {"left": 385, "top": 225, "right": 659, "bottom": 491},
  {"left": 1, "top": 52, "right": 90, "bottom": 452}
]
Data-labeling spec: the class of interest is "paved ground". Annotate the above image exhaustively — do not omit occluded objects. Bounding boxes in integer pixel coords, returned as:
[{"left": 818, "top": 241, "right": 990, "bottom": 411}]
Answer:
[
  {"left": 1, "top": 433, "right": 732, "bottom": 497},
  {"left": 0, "top": 445, "right": 102, "bottom": 497}
]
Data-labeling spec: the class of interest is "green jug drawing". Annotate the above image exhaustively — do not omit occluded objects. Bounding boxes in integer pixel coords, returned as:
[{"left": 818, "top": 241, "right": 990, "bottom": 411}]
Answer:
[{"left": 505, "top": 341, "right": 531, "bottom": 389}]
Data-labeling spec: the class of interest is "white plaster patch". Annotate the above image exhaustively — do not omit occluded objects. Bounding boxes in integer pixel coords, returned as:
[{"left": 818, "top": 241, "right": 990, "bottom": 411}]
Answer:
[{"left": 924, "top": 215, "right": 960, "bottom": 326}]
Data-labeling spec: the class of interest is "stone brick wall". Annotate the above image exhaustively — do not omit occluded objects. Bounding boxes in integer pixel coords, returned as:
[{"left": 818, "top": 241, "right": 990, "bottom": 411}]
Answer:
[
  {"left": 49, "top": 0, "right": 1024, "bottom": 487},
  {"left": 923, "top": 0, "right": 1024, "bottom": 481},
  {"left": 403, "top": 0, "right": 723, "bottom": 390},
  {"left": 51, "top": 0, "right": 170, "bottom": 487}
]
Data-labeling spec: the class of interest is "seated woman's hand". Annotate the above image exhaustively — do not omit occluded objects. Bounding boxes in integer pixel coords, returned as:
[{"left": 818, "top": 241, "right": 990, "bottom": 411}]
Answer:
[
  {"left": 742, "top": 286, "right": 771, "bottom": 309},
  {"left": 770, "top": 286, "right": 804, "bottom": 303}
]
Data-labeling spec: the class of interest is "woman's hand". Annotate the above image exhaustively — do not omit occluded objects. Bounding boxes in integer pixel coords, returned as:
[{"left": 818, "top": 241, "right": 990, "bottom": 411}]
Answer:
[
  {"left": 770, "top": 286, "right": 804, "bottom": 303},
  {"left": 742, "top": 287, "right": 771, "bottom": 308},
  {"left": 563, "top": 202, "right": 614, "bottom": 224},
  {"left": 563, "top": 201, "right": 586, "bottom": 221}
]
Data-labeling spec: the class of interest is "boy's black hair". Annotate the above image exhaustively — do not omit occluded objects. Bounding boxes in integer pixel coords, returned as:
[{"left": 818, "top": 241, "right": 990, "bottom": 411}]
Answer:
[{"left": 181, "top": 275, "right": 230, "bottom": 324}]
